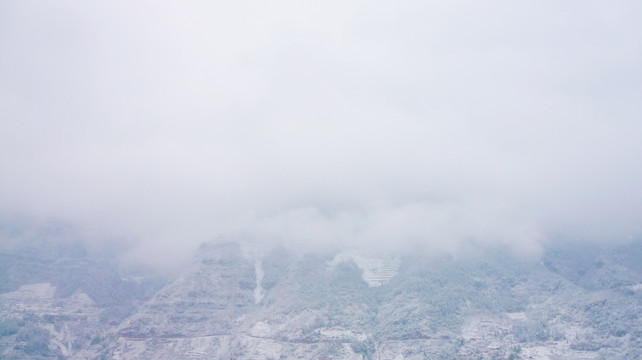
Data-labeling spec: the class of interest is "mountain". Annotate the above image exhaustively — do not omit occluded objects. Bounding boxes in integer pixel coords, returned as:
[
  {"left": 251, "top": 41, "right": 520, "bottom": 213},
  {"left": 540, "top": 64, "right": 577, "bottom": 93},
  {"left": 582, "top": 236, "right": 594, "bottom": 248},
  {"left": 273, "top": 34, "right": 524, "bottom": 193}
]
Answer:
[
  {"left": 0, "top": 222, "right": 165, "bottom": 360},
  {"left": 2, "top": 237, "right": 642, "bottom": 359}
]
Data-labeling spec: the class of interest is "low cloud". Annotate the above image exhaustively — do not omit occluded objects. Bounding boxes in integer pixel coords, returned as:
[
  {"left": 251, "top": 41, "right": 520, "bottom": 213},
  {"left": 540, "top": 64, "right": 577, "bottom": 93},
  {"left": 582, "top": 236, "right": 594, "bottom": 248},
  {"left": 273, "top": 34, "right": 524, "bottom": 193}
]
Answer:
[{"left": 1, "top": 1, "right": 641, "bottom": 267}]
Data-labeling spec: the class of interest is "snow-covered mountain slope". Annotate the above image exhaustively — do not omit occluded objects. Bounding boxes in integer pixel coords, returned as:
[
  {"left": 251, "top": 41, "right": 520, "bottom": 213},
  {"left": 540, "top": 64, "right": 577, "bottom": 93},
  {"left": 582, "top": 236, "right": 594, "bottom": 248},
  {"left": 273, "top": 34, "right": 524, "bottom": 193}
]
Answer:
[
  {"left": 3, "top": 240, "right": 642, "bottom": 359},
  {"left": 327, "top": 252, "right": 400, "bottom": 287}
]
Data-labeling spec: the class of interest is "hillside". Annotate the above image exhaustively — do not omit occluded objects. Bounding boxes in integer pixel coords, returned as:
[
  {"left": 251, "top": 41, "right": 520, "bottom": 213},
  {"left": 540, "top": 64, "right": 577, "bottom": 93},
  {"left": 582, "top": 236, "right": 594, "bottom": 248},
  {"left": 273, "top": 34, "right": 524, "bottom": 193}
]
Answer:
[{"left": 1, "top": 239, "right": 641, "bottom": 359}]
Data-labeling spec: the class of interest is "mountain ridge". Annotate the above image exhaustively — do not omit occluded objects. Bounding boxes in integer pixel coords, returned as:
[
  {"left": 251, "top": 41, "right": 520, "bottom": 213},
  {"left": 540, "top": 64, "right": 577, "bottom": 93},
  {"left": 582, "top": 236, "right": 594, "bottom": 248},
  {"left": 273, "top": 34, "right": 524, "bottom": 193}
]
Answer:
[{"left": 2, "top": 239, "right": 641, "bottom": 359}]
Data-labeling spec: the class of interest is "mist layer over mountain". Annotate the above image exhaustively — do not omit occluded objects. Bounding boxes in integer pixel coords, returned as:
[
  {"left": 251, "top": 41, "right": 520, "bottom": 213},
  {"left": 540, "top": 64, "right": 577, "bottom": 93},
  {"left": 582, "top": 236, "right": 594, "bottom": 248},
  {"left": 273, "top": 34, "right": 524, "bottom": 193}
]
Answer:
[
  {"left": 2, "top": 228, "right": 642, "bottom": 359},
  {"left": 1, "top": 1, "right": 641, "bottom": 266}
]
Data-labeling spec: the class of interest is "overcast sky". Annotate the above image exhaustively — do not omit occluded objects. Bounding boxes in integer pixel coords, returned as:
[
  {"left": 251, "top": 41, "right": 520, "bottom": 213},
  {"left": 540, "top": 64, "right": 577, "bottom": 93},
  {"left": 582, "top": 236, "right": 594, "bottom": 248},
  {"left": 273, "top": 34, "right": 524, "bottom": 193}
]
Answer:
[{"left": 1, "top": 1, "right": 641, "bottom": 266}]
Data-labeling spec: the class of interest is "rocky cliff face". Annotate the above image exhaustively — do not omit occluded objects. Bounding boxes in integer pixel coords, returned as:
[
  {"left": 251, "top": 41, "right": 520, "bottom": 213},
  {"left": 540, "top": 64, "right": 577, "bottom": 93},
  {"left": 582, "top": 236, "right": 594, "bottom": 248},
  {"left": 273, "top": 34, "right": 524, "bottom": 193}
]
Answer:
[
  {"left": 2, "top": 239, "right": 642, "bottom": 359},
  {"left": 0, "top": 227, "right": 165, "bottom": 360}
]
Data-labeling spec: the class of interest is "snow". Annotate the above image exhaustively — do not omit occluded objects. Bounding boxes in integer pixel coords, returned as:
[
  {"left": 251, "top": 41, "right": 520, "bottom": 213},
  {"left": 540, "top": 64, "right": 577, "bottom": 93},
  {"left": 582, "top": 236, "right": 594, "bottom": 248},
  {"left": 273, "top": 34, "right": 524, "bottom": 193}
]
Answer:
[
  {"left": 250, "top": 321, "right": 272, "bottom": 337},
  {"left": 628, "top": 283, "right": 642, "bottom": 291},
  {"left": 239, "top": 242, "right": 266, "bottom": 304},
  {"left": 327, "top": 252, "right": 400, "bottom": 287},
  {"left": 254, "top": 259, "right": 264, "bottom": 304},
  {"left": 2, "top": 282, "right": 56, "bottom": 300},
  {"left": 319, "top": 327, "right": 367, "bottom": 341},
  {"left": 505, "top": 312, "right": 528, "bottom": 320},
  {"left": 0, "top": 282, "right": 57, "bottom": 312}
]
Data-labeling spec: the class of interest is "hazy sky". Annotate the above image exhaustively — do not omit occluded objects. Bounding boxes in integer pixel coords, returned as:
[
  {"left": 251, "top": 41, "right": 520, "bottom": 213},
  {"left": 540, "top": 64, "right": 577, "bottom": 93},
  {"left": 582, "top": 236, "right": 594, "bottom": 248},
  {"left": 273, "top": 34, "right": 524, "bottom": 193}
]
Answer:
[{"left": 1, "top": 1, "right": 641, "bottom": 266}]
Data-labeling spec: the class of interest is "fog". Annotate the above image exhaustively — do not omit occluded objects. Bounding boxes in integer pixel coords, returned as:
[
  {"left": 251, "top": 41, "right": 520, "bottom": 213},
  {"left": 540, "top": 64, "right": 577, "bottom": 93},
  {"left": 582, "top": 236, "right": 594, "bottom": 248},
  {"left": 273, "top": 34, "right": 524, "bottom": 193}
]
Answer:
[{"left": 1, "top": 1, "right": 641, "bottom": 267}]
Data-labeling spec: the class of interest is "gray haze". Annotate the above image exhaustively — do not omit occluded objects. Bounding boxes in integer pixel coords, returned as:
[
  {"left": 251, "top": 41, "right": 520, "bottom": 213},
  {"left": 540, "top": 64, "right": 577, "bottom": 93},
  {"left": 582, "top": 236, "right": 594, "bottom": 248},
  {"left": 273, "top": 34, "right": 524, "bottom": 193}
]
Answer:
[{"left": 1, "top": 1, "right": 641, "bottom": 267}]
